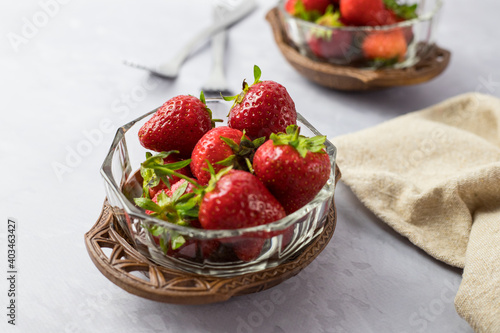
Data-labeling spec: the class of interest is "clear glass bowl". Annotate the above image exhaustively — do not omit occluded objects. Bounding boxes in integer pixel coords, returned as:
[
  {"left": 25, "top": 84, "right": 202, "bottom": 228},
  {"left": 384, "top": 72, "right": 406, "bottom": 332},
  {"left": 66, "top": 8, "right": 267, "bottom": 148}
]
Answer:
[
  {"left": 101, "top": 98, "right": 337, "bottom": 277},
  {"left": 278, "top": 0, "right": 442, "bottom": 69}
]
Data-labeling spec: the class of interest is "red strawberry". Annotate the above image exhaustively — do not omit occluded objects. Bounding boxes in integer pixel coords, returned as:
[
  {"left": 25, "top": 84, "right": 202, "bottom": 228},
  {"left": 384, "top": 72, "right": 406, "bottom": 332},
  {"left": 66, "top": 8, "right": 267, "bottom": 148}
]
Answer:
[
  {"left": 253, "top": 125, "right": 331, "bottom": 214},
  {"left": 373, "top": 8, "right": 398, "bottom": 25},
  {"left": 190, "top": 127, "right": 262, "bottom": 185},
  {"left": 362, "top": 29, "right": 407, "bottom": 62},
  {"left": 339, "top": 0, "right": 385, "bottom": 26},
  {"left": 199, "top": 169, "right": 286, "bottom": 229},
  {"left": 302, "top": 0, "right": 332, "bottom": 13},
  {"left": 138, "top": 92, "right": 219, "bottom": 158},
  {"left": 148, "top": 154, "right": 193, "bottom": 198},
  {"left": 199, "top": 169, "right": 286, "bottom": 261},
  {"left": 226, "top": 66, "right": 297, "bottom": 140}
]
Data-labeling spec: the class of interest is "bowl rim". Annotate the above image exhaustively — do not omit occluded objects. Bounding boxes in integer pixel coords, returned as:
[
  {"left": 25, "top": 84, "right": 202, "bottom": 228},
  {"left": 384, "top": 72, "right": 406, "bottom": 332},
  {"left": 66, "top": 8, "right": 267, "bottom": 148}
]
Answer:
[
  {"left": 100, "top": 98, "right": 338, "bottom": 239},
  {"left": 278, "top": 0, "right": 443, "bottom": 32}
]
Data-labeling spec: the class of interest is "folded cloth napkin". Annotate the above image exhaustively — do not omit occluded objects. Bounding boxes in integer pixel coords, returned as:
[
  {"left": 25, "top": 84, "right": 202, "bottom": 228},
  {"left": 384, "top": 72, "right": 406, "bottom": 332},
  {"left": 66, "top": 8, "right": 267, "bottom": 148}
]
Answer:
[{"left": 332, "top": 93, "right": 500, "bottom": 333}]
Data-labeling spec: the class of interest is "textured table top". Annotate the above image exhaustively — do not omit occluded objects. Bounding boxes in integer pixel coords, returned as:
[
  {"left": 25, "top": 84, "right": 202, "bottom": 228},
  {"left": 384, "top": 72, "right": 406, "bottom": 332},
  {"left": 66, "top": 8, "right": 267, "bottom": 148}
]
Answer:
[{"left": 2, "top": 0, "right": 499, "bottom": 332}]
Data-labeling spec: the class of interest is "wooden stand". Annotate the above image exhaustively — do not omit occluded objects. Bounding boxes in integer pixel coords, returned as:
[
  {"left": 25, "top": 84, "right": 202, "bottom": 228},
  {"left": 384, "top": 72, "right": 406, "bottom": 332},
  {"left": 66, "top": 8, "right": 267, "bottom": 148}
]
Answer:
[{"left": 266, "top": 8, "right": 451, "bottom": 91}]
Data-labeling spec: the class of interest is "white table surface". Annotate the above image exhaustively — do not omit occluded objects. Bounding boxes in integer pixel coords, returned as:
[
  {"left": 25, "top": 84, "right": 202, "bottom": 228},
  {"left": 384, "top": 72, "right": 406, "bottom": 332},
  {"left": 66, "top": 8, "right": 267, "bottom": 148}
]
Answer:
[{"left": 2, "top": 0, "right": 499, "bottom": 332}]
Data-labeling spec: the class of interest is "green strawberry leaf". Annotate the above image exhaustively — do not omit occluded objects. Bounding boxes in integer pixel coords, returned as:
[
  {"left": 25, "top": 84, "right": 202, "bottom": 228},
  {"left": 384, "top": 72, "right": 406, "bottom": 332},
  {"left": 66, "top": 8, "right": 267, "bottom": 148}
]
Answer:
[
  {"left": 383, "top": 0, "right": 418, "bottom": 20},
  {"left": 202, "top": 163, "right": 233, "bottom": 196},
  {"left": 199, "top": 90, "right": 223, "bottom": 127},
  {"left": 220, "top": 136, "right": 240, "bottom": 151}
]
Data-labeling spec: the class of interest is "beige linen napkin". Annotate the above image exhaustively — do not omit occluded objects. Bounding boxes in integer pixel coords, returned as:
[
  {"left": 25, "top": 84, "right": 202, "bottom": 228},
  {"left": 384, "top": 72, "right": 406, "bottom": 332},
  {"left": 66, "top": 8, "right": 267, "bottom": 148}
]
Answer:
[{"left": 332, "top": 93, "right": 500, "bottom": 332}]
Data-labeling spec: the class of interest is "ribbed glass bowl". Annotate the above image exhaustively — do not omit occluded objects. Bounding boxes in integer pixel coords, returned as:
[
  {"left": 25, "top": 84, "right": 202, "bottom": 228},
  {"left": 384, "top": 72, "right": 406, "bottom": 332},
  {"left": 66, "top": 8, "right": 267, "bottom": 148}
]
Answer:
[
  {"left": 278, "top": 0, "right": 442, "bottom": 69},
  {"left": 101, "top": 98, "right": 337, "bottom": 277}
]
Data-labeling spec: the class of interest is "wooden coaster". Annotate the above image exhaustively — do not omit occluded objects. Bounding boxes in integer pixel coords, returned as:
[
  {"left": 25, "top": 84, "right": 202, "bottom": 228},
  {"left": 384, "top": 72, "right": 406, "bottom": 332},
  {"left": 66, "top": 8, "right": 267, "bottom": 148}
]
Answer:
[
  {"left": 266, "top": 8, "right": 451, "bottom": 91},
  {"left": 85, "top": 167, "right": 341, "bottom": 305}
]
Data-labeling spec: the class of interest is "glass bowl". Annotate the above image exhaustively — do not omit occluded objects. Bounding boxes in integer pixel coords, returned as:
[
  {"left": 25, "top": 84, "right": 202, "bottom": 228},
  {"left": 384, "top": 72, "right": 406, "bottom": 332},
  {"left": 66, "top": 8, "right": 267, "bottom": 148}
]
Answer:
[
  {"left": 278, "top": 0, "right": 442, "bottom": 69},
  {"left": 100, "top": 98, "right": 337, "bottom": 277}
]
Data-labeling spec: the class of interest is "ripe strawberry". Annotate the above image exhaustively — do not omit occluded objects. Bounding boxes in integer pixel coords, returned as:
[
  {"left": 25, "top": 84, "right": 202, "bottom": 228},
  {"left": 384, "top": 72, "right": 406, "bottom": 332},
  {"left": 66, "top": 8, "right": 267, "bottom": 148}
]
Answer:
[
  {"left": 285, "top": 0, "right": 298, "bottom": 14},
  {"left": 199, "top": 168, "right": 286, "bottom": 261},
  {"left": 190, "top": 126, "right": 263, "bottom": 185},
  {"left": 228, "top": 238, "right": 266, "bottom": 262},
  {"left": 362, "top": 29, "right": 407, "bottom": 62},
  {"left": 305, "top": 0, "right": 332, "bottom": 13},
  {"left": 148, "top": 154, "right": 193, "bottom": 198},
  {"left": 226, "top": 65, "right": 297, "bottom": 140},
  {"left": 138, "top": 92, "right": 219, "bottom": 158},
  {"left": 253, "top": 125, "right": 331, "bottom": 214},
  {"left": 339, "top": 0, "right": 385, "bottom": 26}
]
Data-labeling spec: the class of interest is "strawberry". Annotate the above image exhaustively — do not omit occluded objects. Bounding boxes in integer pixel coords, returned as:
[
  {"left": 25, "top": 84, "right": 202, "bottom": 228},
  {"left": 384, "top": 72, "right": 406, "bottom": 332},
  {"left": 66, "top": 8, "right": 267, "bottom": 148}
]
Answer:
[
  {"left": 190, "top": 126, "right": 264, "bottom": 185},
  {"left": 253, "top": 125, "right": 331, "bottom": 214},
  {"left": 362, "top": 29, "right": 407, "bottom": 63},
  {"left": 303, "top": 0, "right": 332, "bottom": 13},
  {"left": 226, "top": 66, "right": 297, "bottom": 140},
  {"left": 199, "top": 169, "right": 286, "bottom": 229},
  {"left": 308, "top": 8, "right": 352, "bottom": 59},
  {"left": 148, "top": 154, "right": 193, "bottom": 198},
  {"left": 339, "top": 0, "right": 385, "bottom": 26},
  {"left": 138, "top": 92, "right": 220, "bottom": 158},
  {"left": 199, "top": 168, "right": 286, "bottom": 261},
  {"left": 135, "top": 179, "right": 210, "bottom": 257}
]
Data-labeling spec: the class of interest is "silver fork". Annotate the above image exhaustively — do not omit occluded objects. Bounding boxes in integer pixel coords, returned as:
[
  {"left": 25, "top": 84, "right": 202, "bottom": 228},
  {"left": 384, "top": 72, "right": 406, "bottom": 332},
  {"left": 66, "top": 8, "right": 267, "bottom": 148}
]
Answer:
[
  {"left": 124, "top": 0, "right": 257, "bottom": 79},
  {"left": 202, "top": 1, "right": 233, "bottom": 96}
]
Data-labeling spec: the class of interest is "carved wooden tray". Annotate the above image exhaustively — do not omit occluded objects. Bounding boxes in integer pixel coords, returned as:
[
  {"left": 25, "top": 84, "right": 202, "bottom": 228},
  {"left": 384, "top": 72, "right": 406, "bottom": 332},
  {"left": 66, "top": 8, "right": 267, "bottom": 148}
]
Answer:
[
  {"left": 266, "top": 8, "right": 451, "bottom": 91},
  {"left": 85, "top": 167, "right": 340, "bottom": 305}
]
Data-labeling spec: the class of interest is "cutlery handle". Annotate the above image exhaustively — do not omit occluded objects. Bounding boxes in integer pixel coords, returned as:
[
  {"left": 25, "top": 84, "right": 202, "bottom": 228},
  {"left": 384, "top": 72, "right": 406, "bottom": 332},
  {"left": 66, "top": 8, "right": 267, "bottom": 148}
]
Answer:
[{"left": 170, "top": 0, "right": 257, "bottom": 66}]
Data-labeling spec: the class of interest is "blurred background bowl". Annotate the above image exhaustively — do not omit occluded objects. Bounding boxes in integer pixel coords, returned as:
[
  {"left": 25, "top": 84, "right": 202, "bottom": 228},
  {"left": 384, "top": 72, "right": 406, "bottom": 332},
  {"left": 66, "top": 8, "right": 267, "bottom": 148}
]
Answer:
[{"left": 278, "top": 0, "right": 443, "bottom": 69}]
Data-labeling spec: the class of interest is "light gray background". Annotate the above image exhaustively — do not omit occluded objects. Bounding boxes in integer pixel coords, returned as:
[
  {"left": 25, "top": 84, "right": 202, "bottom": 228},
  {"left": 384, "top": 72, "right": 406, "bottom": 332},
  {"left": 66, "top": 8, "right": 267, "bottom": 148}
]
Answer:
[{"left": 2, "top": 0, "right": 499, "bottom": 332}]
